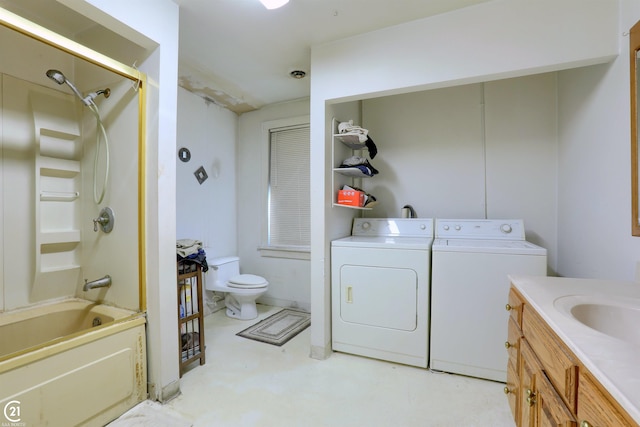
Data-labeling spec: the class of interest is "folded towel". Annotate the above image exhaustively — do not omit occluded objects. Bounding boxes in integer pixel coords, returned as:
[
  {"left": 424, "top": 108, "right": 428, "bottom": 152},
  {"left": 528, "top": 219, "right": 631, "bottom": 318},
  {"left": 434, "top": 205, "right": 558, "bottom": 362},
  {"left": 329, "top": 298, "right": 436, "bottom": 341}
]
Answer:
[
  {"left": 176, "top": 239, "right": 202, "bottom": 258},
  {"left": 338, "top": 120, "right": 369, "bottom": 143}
]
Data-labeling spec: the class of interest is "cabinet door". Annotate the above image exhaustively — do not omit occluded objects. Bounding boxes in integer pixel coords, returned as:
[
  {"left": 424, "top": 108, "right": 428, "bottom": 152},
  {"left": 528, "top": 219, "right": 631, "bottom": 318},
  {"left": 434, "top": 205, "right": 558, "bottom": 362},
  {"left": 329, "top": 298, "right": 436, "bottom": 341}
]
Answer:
[
  {"left": 519, "top": 341, "right": 537, "bottom": 427},
  {"left": 578, "top": 370, "right": 636, "bottom": 427},
  {"left": 535, "top": 371, "right": 577, "bottom": 427},
  {"left": 520, "top": 341, "right": 576, "bottom": 427}
]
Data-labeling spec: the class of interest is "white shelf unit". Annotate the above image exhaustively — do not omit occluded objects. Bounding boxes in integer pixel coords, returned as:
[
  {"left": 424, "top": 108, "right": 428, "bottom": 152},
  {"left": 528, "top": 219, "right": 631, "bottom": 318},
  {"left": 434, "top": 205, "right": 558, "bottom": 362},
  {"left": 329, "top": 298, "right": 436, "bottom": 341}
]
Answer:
[
  {"left": 331, "top": 118, "right": 374, "bottom": 210},
  {"left": 31, "top": 93, "right": 83, "bottom": 290}
]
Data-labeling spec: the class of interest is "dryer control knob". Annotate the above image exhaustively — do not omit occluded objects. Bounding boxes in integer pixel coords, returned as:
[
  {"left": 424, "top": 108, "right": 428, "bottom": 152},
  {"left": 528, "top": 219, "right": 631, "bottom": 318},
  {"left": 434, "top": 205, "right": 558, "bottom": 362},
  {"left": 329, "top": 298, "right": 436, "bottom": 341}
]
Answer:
[
  {"left": 361, "top": 222, "right": 371, "bottom": 230},
  {"left": 443, "top": 225, "right": 450, "bottom": 231},
  {"left": 420, "top": 224, "right": 426, "bottom": 230},
  {"left": 455, "top": 225, "right": 461, "bottom": 231},
  {"left": 500, "top": 224, "right": 512, "bottom": 234}
]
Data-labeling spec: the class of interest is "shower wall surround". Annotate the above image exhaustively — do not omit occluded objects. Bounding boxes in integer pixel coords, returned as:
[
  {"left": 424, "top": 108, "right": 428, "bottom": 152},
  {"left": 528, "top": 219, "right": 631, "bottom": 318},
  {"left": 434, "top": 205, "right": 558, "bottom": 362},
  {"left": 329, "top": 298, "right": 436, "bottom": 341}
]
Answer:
[{"left": 0, "top": 23, "right": 141, "bottom": 312}]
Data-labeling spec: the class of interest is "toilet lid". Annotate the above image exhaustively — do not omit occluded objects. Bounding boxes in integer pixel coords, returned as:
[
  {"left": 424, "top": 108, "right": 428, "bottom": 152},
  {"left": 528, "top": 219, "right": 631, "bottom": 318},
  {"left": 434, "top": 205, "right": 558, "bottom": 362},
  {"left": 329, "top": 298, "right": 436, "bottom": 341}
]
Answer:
[{"left": 228, "top": 274, "right": 268, "bottom": 289}]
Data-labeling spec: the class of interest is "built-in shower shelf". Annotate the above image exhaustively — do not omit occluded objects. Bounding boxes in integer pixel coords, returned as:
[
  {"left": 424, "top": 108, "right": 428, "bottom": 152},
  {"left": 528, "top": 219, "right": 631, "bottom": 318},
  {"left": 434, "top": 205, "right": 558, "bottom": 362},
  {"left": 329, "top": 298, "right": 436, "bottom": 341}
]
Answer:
[
  {"left": 40, "top": 264, "right": 80, "bottom": 274},
  {"left": 31, "top": 92, "right": 83, "bottom": 291},
  {"left": 40, "top": 191, "right": 80, "bottom": 201},
  {"left": 39, "top": 230, "right": 81, "bottom": 245},
  {"left": 41, "top": 127, "right": 80, "bottom": 140},
  {"left": 39, "top": 157, "right": 80, "bottom": 177}
]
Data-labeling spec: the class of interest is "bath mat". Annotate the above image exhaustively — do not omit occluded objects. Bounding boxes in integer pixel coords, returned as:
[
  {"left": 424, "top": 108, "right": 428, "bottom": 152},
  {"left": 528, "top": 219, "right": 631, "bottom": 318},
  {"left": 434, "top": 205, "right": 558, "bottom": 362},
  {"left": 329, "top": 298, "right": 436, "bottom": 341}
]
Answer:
[{"left": 236, "top": 309, "right": 310, "bottom": 346}]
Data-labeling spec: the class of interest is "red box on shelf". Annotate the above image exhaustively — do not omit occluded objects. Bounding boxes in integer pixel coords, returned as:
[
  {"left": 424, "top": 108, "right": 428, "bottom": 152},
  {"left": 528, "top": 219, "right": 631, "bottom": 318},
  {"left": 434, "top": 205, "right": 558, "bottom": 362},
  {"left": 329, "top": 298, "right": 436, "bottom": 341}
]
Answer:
[{"left": 337, "top": 189, "right": 365, "bottom": 207}]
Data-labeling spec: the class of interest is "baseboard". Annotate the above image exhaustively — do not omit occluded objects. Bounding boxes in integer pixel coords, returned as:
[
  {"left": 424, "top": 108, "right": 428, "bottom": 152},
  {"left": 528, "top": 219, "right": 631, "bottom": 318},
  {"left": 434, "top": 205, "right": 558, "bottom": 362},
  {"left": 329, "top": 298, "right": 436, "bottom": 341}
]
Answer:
[
  {"left": 148, "top": 379, "right": 181, "bottom": 403},
  {"left": 310, "top": 344, "right": 332, "bottom": 360},
  {"left": 258, "top": 296, "right": 310, "bottom": 312}
]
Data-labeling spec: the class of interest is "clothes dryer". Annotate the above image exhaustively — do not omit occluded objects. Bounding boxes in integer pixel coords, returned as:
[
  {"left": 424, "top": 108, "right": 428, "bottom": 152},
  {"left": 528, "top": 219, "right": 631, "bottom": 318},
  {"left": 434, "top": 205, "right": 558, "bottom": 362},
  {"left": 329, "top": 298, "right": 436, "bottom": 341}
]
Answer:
[
  {"left": 430, "top": 219, "right": 547, "bottom": 381},
  {"left": 331, "top": 218, "right": 433, "bottom": 368}
]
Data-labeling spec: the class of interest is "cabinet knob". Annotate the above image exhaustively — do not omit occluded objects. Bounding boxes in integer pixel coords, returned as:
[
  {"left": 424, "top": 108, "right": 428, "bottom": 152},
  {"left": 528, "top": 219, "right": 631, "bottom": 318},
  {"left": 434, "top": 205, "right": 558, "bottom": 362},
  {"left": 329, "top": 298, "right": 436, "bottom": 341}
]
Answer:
[
  {"left": 505, "top": 303, "right": 512, "bottom": 311},
  {"left": 526, "top": 389, "right": 536, "bottom": 407},
  {"left": 503, "top": 386, "right": 512, "bottom": 395},
  {"left": 580, "top": 421, "right": 594, "bottom": 427},
  {"left": 504, "top": 341, "right": 513, "bottom": 349}
]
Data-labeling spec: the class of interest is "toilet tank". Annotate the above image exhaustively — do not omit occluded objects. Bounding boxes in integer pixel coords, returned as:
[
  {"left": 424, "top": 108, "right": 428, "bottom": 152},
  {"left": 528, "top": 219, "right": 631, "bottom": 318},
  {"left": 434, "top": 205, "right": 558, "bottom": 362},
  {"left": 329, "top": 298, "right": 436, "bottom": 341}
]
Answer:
[{"left": 205, "top": 256, "right": 240, "bottom": 290}]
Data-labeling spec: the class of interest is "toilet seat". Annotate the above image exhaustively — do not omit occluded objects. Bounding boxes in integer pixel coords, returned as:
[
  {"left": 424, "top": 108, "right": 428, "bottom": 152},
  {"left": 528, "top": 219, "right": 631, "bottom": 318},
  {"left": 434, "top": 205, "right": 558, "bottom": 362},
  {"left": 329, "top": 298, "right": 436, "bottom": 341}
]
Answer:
[{"left": 227, "top": 274, "right": 268, "bottom": 289}]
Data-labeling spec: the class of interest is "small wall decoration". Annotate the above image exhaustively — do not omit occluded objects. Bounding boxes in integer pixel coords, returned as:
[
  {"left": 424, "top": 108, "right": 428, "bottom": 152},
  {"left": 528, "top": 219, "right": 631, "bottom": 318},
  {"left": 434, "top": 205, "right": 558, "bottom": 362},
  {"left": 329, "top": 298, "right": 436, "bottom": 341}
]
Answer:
[
  {"left": 194, "top": 166, "right": 208, "bottom": 184},
  {"left": 178, "top": 147, "right": 191, "bottom": 162}
]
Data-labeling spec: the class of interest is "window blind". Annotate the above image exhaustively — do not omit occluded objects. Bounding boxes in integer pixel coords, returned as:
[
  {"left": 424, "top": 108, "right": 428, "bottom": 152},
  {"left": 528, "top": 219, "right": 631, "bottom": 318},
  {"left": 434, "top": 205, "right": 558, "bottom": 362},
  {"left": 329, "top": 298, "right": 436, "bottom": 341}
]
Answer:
[{"left": 268, "top": 125, "right": 310, "bottom": 248}]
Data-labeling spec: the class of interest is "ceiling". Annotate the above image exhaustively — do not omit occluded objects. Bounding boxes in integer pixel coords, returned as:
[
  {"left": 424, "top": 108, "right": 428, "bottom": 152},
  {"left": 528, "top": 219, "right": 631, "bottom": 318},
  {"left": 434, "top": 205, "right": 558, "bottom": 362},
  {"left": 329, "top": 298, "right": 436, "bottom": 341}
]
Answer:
[
  {"left": 0, "top": 0, "right": 491, "bottom": 114},
  {"left": 174, "top": 0, "right": 491, "bottom": 113}
]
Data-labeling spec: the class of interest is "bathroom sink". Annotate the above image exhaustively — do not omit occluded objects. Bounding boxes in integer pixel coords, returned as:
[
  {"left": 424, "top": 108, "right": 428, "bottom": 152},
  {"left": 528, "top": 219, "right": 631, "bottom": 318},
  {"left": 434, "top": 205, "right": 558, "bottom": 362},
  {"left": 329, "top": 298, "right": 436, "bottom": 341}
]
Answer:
[{"left": 554, "top": 295, "right": 640, "bottom": 345}]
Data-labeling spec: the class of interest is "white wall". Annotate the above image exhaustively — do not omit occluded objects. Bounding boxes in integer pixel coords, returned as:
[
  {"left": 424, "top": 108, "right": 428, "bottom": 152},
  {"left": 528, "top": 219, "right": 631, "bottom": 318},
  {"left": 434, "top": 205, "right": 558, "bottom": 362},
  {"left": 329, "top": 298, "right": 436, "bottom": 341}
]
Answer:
[
  {"left": 484, "top": 74, "right": 558, "bottom": 268},
  {"left": 556, "top": 0, "right": 640, "bottom": 280},
  {"left": 176, "top": 87, "right": 237, "bottom": 256},
  {"left": 176, "top": 91, "right": 313, "bottom": 311},
  {"left": 361, "top": 84, "right": 486, "bottom": 219},
  {"left": 358, "top": 74, "right": 558, "bottom": 273},
  {"left": 310, "top": 0, "right": 620, "bottom": 358},
  {"left": 237, "top": 98, "right": 311, "bottom": 310},
  {"left": 62, "top": 0, "right": 181, "bottom": 402}
]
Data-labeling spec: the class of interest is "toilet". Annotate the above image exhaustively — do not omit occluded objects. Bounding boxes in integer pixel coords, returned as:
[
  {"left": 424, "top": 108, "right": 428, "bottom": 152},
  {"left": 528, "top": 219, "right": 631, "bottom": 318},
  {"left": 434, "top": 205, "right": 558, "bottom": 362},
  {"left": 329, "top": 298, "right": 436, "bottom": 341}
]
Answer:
[{"left": 205, "top": 256, "right": 268, "bottom": 320}]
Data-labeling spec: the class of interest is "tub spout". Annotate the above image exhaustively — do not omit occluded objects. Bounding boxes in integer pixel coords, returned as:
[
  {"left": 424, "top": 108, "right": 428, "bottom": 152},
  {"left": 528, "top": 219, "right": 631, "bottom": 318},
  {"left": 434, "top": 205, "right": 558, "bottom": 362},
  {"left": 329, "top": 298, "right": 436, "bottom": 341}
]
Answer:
[{"left": 83, "top": 275, "right": 112, "bottom": 291}]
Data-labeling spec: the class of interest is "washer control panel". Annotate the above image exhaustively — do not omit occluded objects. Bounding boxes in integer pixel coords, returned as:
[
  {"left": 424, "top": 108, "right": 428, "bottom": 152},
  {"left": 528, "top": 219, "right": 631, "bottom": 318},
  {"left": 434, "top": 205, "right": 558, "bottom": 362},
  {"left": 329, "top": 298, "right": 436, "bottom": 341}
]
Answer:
[
  {"left": 435, "top": 219, "right": 525, "bottom": 240},
  {"left": 352, "top": 218, "right": 434, "bottom": 237}
]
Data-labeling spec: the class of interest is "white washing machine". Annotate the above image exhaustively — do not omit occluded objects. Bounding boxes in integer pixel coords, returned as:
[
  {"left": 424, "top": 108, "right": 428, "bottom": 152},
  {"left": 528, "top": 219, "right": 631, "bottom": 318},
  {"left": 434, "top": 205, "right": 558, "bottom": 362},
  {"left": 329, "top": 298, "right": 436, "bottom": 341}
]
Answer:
[
  {"left": 430, "top": 219, "right": 547, "bottom": 382},
  {"left": 331, "top": 218, "right": 434, "bottom": 368}
]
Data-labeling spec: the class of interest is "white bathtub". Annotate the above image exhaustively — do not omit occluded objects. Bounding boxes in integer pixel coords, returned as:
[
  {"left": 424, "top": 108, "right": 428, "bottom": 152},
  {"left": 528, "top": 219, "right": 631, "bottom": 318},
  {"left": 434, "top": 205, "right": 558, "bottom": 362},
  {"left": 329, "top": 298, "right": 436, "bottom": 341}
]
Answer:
[{"left": 0, "top": 298, "right": 147, "bottom": 426}]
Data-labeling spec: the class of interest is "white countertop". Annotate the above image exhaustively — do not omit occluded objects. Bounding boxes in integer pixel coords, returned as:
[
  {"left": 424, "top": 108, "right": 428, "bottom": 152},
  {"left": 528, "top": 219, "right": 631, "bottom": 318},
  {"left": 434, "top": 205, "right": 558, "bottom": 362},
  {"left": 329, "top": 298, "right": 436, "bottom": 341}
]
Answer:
[{"left": 510, "top": 275, "right": 640, "bottom": 424}]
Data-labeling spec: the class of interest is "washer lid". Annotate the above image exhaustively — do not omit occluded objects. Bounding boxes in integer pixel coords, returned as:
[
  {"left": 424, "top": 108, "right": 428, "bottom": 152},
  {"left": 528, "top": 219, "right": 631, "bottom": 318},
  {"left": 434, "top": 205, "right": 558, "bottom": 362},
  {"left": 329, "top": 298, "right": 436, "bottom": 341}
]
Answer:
[
  {"left": 228, "top": 274, "right": 268, "bottom": 288},
  {"left": 432, "top": 238, "right": 546, "bottom": 255},
  {"left": 331, "top": 235, "right": 433, "bottom": 250}
]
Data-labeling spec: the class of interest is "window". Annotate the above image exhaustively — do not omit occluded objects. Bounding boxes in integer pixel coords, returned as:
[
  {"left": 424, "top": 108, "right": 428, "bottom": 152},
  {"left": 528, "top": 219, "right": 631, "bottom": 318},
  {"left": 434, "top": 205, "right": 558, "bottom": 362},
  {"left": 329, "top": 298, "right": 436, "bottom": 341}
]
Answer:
[{"left": 261, "top": 117, "right": 310, "bottom": 258}]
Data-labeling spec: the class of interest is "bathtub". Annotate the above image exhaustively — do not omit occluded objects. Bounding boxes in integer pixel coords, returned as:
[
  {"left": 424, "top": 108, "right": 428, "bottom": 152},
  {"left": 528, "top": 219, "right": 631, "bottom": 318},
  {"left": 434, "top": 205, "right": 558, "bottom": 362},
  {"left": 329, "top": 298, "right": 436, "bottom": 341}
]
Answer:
[{"left": 0, "top": 298, "right": 147, "bottom": 426}]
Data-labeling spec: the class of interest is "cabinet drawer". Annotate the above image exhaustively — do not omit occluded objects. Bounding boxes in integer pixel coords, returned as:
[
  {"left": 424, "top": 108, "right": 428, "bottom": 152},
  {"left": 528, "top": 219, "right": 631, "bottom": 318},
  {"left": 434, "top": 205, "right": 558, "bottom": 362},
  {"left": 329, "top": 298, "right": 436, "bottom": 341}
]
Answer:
[
  {"left": 505, "top": 362, "right": 519, "bottom": 424},
  {"left": 578, "top": 370, "right": 636, "bottom": 427},
  {"left": 506, "top": 317, "right": 521, "bottom": 373},
  {"left": 507, "top": 287, "right": 524, "bottom": 328},
  {"left": 522, "top": 304, "right": 578, "bottom": 413}
]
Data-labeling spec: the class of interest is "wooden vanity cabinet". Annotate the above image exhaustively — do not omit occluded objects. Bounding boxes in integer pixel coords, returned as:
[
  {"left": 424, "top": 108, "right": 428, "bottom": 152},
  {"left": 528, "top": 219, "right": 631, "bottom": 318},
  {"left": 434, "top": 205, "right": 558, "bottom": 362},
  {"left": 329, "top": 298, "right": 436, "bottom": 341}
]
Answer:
[
  {"left": 507, "top": 285, "right": 639, "bottom": 427},
  {"left": 510, "top": 286, "right": 576, "bottom": 427}
]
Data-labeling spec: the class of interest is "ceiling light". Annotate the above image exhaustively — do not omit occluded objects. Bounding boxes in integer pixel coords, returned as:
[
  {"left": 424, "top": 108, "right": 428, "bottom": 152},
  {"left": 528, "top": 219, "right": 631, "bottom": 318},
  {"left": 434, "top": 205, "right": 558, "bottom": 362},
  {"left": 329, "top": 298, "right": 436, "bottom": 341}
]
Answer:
[
  {"left": 290, "top": 70, "right": 306, "bottom": 79},
  {"left": 259, "top": 0, "right": 289, "bottom": 10}
]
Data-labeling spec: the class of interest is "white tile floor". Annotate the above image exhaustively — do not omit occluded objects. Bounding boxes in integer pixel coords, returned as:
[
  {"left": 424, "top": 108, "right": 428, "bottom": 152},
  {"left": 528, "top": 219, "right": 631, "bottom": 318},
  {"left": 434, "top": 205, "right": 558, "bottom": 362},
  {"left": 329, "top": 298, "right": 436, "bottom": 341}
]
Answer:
[{"left": 158, "top": 305, "right": 515, "bottom": 427}]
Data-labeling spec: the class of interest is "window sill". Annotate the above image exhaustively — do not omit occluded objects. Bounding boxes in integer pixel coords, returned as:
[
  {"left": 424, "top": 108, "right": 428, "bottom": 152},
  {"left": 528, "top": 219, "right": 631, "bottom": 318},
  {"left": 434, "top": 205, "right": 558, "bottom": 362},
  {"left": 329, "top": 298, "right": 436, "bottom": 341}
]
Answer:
[{"left": 259, "top": 246, "right": 310, "bottom": 260}]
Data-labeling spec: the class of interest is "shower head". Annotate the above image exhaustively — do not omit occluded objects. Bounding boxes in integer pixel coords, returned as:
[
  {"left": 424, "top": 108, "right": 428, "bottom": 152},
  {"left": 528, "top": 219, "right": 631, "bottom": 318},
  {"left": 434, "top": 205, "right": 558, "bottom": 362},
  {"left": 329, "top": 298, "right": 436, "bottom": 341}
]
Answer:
[
  {"left": 46, "top": 68, "right": 85, "bottom": 104},
  {"left": 45, "top": 69, "right": 109, "bottom": 106},
  {"left": 46, "top": 69, "right": 66, "bottom": 85}
]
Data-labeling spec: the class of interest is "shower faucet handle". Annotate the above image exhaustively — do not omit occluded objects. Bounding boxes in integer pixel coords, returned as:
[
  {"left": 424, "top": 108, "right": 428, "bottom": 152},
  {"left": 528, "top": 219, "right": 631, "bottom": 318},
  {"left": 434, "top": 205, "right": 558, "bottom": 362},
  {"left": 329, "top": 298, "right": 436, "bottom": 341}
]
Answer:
[
  {"left": 93, "top": 207, "right": 115, "bottom": 233},
  {"left": 93, "top": 216, "right": 108, "bottom": 232}
]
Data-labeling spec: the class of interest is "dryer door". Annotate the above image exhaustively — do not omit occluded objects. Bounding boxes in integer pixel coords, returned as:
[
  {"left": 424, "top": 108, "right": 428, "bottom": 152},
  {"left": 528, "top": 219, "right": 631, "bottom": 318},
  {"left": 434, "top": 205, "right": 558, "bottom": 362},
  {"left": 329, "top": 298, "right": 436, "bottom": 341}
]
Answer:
[{"left": 339, "top": 265, "right": 417, "bottom": 331}]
